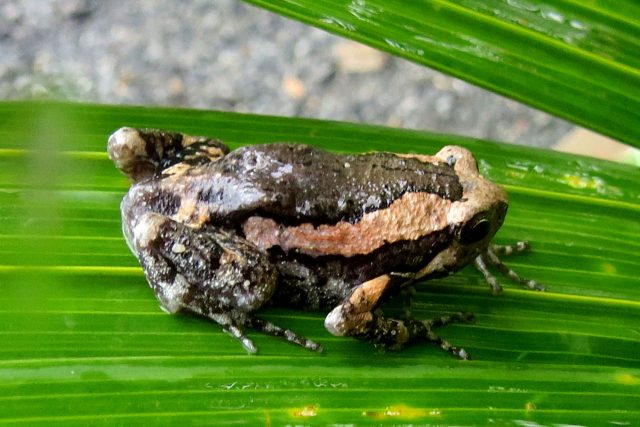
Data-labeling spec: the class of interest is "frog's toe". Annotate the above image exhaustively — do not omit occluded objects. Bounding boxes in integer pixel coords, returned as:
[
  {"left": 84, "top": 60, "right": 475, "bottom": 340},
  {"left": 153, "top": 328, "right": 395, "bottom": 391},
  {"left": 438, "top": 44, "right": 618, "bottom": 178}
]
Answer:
[
  {"left": 475, "top": 242, "right": 546, "bottom": 292},
  {"left": 248, "top": 317, "right": 323, "bottom": 353},
  {"left": 223, "top": 324, "right": 258, "bottom": 354},
  {"left": 490, "top": 240, "right": 530, "bottom": 255}
]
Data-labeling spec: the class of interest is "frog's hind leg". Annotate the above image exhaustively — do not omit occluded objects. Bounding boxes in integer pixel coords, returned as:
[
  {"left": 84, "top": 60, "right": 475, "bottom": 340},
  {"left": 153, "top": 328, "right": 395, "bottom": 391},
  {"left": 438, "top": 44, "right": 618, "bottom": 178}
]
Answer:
[
  {"left": 324, "top": 275, "right": 474, "bottom": 359},
  {"left": 128, "top": 212, "right": 279, "bottom": 354},
  {"left": 474, "top": 241, "right": 545, "bottom": 293},
  {"left": 247, "top": 317, "right": 323, "bottom": 353},
  {"left": 108, "top": 127, "right": 229, "bottom": 182}
]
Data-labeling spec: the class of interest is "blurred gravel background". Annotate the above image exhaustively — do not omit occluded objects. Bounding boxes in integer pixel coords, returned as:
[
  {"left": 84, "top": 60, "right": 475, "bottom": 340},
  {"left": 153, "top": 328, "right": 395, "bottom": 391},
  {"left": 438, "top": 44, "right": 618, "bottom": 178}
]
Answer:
[{"left": 0, "top": 0, "right": 576, "bottom": 148}]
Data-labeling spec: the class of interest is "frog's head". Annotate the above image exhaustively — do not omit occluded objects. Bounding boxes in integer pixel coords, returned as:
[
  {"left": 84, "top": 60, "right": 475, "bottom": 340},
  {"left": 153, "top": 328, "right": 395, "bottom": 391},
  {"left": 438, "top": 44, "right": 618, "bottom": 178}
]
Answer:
[{"left": 415, "top": 146, "right": 508, "bottom": 279}]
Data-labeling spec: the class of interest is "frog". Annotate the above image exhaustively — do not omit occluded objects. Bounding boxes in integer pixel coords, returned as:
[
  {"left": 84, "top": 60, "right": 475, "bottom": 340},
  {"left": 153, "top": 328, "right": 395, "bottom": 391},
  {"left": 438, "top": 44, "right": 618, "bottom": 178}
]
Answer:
[{"left": 108, "top": 127, "right": 544, "bottom": 359}]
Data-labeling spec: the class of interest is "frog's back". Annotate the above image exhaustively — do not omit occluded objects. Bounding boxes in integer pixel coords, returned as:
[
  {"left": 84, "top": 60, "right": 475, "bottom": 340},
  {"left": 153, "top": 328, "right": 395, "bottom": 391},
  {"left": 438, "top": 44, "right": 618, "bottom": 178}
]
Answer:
[{"left": 198, "top": 143, "right": 463, "bottom": 225}]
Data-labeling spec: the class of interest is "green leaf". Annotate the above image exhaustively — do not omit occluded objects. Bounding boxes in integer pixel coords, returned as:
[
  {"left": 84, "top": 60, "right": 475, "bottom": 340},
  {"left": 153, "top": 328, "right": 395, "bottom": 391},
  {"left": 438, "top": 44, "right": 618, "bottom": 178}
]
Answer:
[
  {"left": 1, "top": 101, "right": 638, "bottom": 425},
  {"left": 244, "top": 0, "right": 640, "bottom": 147}
]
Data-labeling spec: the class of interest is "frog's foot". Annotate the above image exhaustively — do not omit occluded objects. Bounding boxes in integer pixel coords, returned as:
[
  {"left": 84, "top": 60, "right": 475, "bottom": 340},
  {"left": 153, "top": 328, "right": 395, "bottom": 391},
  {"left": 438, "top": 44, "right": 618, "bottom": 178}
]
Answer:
[
  {"left": 412, "top": 312, "right": 475, "bottom": 359},
  {"left": 108, "top": 127, "right": 229, "bottom": 183},
  {"left": 324, "top": 275, "right": 473, "bottom": 359},
  {"left": 248, "top": 317, "right": 323, "bottom": 353},
  {"left": 474, "top": 240, "right": 546, "bottom": 293}
]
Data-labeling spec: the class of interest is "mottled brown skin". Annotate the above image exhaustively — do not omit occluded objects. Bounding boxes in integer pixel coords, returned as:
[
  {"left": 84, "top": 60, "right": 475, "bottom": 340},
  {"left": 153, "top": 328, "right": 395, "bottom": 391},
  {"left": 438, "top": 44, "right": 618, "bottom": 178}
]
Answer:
[{"left": 108, "top": 127, "right": 542, "bottom": 357}]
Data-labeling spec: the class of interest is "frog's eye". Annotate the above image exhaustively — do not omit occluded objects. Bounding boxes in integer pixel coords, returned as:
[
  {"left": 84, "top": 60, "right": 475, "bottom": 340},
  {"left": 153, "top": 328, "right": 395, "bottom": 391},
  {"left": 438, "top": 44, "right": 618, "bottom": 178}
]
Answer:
[{"left": 459, "top": 217, "right": 491, "bottom": 244}]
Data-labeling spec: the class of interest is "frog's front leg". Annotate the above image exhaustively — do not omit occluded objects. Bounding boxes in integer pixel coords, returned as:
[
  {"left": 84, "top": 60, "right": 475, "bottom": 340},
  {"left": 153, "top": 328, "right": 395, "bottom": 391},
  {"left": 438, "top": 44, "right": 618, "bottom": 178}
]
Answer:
[
  {"left": 474, "top": 241, "right": 546, "bottom": 293},
  {"left": 324, "top": 275, "right": 474, "bottom": 359},
  {"left": 108, "top": 127, "right": 229, "bottom": 183},
  {"left": 128, "top": 212, "right": 321, "bottom": 353}
]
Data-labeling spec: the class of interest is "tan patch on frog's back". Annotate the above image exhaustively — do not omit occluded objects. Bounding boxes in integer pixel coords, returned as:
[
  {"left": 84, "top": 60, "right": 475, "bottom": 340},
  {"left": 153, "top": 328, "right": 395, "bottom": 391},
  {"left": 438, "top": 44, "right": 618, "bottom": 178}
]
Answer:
[
  {"left": 162, "top": 162, "right": 192, "bottom": 178},
  {"left": 394, "top": 152, "right": 441, "bottom": 165},
  {"left": 173, "top": 197, "right": 210, "bottom": 227},
  {"left": 160, "top": 172, "right": 216, "bottom": 227},
  {"left": 202, "top": 145, "right": 226, "bottom": 160},
  {"left": 243, "top": 192, "right": 452, "bottom": 257}
]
